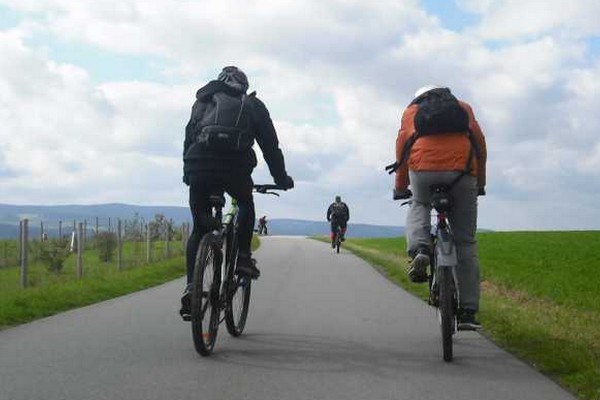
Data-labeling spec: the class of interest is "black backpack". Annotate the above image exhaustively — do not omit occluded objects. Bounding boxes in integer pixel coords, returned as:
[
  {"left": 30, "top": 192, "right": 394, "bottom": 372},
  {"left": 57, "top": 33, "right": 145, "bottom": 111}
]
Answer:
[
  {"left": 386, "top": 89, "right": 479, "bottom": 181},
  {"left": 195, "top": 92, "right": 254, "bottom": 152},
  {"left": 331, "top": 203, "right": 348, "bottom": 219},
  {"left": 413, "top": 88, "right": 469, "bottom": 135}
]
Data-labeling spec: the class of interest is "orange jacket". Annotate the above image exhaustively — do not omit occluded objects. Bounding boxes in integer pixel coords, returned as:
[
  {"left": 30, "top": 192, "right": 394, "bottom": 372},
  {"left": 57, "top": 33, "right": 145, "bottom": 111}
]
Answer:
[{"left": 394, "top": 100, "right": 487, "bottom": 191}]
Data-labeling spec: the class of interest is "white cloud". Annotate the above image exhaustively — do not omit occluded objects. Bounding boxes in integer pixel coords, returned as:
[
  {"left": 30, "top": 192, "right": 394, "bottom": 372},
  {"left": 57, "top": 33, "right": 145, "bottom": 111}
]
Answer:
[
  {"left": 1, "top": 1, "right": 600, "bottom": 230},
  {"left": 460, "top": 0, "right": 600, "bottom": 39}
]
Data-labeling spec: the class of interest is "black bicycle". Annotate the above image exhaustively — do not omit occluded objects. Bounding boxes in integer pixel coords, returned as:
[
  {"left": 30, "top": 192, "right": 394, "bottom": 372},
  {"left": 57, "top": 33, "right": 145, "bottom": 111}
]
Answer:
[
  {"left": 426, "top": 184, "right": 460, "bottom": 362},
  {"left": 400, "top": 184, "right": 461, "bottom": 362},
  {"left": 332, "top": 224, "right": 343, "bottom": 253},
  {"left": 191, "top": 184, "right": 286, "bottom": 356}
]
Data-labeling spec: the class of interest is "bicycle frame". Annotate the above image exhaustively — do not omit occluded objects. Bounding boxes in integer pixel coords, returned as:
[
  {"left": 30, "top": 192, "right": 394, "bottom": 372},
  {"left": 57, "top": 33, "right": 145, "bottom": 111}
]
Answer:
[{"left": 209, "top": 197, "right": 244, "bottom": 310}]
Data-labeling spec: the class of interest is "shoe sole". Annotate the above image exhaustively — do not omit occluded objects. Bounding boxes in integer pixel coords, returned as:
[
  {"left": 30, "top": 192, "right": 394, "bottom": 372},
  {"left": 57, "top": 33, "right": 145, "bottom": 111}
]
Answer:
[
  {"left": 457, "top": 322, "right": 481, "bottom": 331},
  {"left": 236, "top": 270, "right": 260, "bottom": 280},
  {"left": 408, "top": 254, "right": 429, "bottom": 283}
]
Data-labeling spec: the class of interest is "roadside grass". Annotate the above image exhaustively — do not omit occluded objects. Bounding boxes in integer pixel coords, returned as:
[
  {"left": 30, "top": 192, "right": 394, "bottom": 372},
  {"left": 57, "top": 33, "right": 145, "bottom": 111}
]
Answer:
[
  {"left": 0, "top": 255, "right": 185, "bottom": 329},
  {"left": 0, "top": 234, "right": 261, "bottom": 330},
  {"left": 0, "top": 240, "right": 185, "bottom": 329},
  {"left": 315, "top": 232, "right": 600, "bottom": 400}
]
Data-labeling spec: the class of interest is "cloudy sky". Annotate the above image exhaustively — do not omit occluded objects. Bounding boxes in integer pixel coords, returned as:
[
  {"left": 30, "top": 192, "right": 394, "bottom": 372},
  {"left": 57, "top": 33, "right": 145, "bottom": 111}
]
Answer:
[{"left": 1, "top": 0, "right": 599, "bottom": 230}]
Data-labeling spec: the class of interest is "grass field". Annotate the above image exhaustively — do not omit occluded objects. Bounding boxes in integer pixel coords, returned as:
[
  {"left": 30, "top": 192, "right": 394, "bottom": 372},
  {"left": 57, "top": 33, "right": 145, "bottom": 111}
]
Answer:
[{"left": 327, "top": 232, "right": 600, "bottom": 400}]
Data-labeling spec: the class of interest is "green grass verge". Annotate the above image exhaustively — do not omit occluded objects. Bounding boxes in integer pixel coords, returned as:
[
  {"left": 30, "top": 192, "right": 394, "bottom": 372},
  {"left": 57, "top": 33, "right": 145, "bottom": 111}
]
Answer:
[
  {"left": 0, "top": 234, "right": 262, "bottom": 330},
  {"left": 0, "top": 255, "right": 185, "bottom": 329},
  {"left": 314, "top": 233, "right": 600, "bottom": 400}
]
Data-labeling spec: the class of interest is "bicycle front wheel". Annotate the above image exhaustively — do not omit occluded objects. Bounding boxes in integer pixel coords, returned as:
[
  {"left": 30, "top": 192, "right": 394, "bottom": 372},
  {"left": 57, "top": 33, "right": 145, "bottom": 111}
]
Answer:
[
  {"left": 438, "top": 266, "right": 455, "bottom": 362},
  {"left": 225, "top": 275, "right": 251, "bottom": 337},
  {"left": 225, "top": 226, "right": 251, "bottom": 337},
  {"left": 191, "top": 234, "right": 222, "bottom": 356}
]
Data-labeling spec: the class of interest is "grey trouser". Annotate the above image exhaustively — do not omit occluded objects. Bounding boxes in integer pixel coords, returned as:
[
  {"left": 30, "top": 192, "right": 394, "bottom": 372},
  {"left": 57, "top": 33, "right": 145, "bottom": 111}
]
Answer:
[{"left": 406, "top": 171, "right": 480, "bottom": 311}]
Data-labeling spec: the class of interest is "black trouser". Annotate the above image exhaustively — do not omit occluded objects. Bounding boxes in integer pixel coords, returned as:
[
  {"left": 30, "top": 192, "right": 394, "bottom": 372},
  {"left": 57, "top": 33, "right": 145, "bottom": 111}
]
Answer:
[
  {"left": 330, "top": 218, "right": 347, "bottom": 239},
  {"left": 186, "top": 174, "right": 254, "bottom": 284}
]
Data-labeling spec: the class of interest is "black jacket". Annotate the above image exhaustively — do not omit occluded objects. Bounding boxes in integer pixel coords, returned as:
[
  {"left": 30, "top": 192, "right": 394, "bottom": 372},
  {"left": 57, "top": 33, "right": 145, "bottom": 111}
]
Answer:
[{"left": 183, "top": 80, "right": 288, "bottom": 182}]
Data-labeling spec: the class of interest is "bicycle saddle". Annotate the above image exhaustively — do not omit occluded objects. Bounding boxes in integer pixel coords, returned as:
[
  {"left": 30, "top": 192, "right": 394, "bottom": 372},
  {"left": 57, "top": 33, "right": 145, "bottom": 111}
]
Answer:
[
  {"left": 208, "top": 193, "right": 226, "bottom": 209},
  {"left": 430, "top": 184, "right": 454, "bottom": 213}
]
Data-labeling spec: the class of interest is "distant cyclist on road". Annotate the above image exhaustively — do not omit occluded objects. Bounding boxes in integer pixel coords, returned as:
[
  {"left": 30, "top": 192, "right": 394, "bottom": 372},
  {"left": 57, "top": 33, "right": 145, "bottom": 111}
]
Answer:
[
  {"left": 326, "top": 196, "right": 350, "bottom": 248},
  {"left": 257, "top": 215, "right": 268, "bottom": 235},
  {"left": 181, "top": 66, "right": 294, "bottom": 319},
  {"left": 391, "top": 85, "right": 487, "bottom": 330}
]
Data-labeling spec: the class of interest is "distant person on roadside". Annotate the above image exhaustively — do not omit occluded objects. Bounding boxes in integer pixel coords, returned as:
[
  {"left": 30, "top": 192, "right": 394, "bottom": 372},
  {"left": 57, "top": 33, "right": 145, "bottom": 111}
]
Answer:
[
  {"left": 326, "top": 195, "right": 350, "bottom": 247},
  {"left": 257, "top": 215, "right": 268, "bottom": 235},
  {"left": 180, "top": 66, "right": 294, "bottom": 320},
  {"left": 390, "top": 85, "right": 487, "bottom": 330}
]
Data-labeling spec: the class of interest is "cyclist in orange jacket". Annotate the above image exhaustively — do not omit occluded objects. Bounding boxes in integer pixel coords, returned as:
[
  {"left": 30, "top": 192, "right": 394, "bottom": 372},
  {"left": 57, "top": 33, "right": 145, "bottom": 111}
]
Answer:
[{"left": 393, "top": 85, "right": 487, "bottom": 330}]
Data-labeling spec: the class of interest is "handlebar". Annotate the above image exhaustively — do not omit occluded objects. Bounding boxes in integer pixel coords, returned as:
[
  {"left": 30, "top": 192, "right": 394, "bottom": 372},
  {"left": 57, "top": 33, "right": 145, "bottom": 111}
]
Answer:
[{"left": 253, "top": 184, "right": 289, "bottom": 197}]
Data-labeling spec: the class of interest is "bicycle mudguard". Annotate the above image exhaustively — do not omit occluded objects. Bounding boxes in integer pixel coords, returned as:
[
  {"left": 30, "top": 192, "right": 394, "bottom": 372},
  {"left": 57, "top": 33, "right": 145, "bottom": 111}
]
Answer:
[{"left": 436, "top": 230, "right": 458, "bottom": 266}]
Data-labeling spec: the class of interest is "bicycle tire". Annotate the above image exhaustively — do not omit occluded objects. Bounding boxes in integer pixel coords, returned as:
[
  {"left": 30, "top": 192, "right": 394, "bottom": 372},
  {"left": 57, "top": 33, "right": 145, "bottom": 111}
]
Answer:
[
  {"left": 191, "top": 234, "right": 222, "bottom": 356},
  {"left": 438, "top": 265, "right": 455, "bottom": 362},
  {"left": 225, "top": 222, "right": 251, "bottom": 337}
]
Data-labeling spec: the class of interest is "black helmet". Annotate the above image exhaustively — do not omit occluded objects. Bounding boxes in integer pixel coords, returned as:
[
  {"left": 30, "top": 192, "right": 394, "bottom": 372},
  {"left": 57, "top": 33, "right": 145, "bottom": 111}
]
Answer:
[{"left": 217, "top": 66, "right": 249, "bottom": 92}]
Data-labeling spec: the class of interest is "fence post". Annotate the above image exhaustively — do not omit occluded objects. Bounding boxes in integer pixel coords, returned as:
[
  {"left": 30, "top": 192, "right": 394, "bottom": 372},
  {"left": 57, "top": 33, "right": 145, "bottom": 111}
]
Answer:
[
  {"left": 164, "top": 219, "right": 172, "bottom": 259},
  {"left": 58, "top": 221, "right": 63, "bottom": 242},
  {"left": 17, "top": 221, "right": 22, "bottom": 265},
  {"left": 95, "top": 217, "right": 99, "bottom": 237},
  {"left": 108, "top": 217, "right": 112, "bottom": 234},
  {"left": 76, "top": 222, "right": 83, "bottom": 278},
  {"left": 146, "top": 223, "right": 151, "bottom": 263},
  {"left": 20, "top": 219, "right": 28, "bottom": 288},
  {"left": 83, "top": 220, "right": 87, "bottom": 248},
  {"left": 40, "top": 221, "right": 44, "bottom": 241},
  {"left": 117, "top": 219, "right": 122, "bottom": 271}
]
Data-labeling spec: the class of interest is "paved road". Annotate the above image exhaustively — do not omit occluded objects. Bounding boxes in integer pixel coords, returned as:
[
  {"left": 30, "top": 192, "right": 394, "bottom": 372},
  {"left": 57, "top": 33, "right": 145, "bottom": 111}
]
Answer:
[{"left": 0, "top": 237, "right": 576, "bottom": 400}]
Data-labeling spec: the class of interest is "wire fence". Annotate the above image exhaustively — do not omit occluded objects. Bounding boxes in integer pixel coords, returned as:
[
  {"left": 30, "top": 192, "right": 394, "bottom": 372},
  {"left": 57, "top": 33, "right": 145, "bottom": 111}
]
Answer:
[{"left": 0, "top": 217, "right": 191, "bottom": 290}]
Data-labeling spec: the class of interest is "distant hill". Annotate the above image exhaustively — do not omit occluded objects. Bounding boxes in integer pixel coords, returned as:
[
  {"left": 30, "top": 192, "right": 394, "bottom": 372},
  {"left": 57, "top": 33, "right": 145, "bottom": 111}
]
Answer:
[
  {"left": 265, "top": 219, "right": 404, "bottom": 238},
  {"left": 0, "top": 203, "right": 191, "bottom": 239},
  {"left": 0, "top": 204, "right": 405, "bottom": 239}
]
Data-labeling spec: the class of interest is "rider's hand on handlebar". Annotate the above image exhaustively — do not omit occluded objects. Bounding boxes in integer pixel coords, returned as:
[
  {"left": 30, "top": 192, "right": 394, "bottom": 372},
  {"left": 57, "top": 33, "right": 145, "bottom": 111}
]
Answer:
[
  {"left": 275, "top": 175, "right": 294, "bottom": 189},
  {"left": 477, "top": 187, "right": 486, "bottom": 196},
  {"left": 393, "top": 188, "right": 412, "bottom": 200}
]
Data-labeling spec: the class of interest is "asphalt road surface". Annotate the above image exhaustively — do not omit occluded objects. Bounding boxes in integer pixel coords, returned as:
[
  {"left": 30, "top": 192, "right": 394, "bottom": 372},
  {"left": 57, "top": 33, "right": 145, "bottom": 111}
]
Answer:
[{"left": 0, "top": 237, "right": 576, "bottom": 400}]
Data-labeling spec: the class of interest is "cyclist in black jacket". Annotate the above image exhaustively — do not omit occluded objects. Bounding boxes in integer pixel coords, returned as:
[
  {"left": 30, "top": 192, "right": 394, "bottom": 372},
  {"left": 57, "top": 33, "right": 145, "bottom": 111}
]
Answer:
[
  {"left": 326, "top": 196, "right": 350, "bottom": 247},
  {"left": 181, "top": 66, "right": 294, "bottom": 319}
]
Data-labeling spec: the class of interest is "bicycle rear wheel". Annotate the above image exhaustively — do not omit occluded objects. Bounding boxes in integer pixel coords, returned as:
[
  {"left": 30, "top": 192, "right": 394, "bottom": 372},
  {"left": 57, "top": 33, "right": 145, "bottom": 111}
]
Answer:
[
  {"left": 438, "top": 265, "right": 455, "bottom": 362},
  {"left": 191, "top": 234, "right": 222, "bottom": 356}
]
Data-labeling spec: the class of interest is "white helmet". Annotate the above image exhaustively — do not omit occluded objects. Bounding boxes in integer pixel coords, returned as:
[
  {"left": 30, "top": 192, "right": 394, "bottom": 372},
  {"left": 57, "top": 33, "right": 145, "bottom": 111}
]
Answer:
[{"left": 414, "top": 84, "right": 441, "bottom": 98}]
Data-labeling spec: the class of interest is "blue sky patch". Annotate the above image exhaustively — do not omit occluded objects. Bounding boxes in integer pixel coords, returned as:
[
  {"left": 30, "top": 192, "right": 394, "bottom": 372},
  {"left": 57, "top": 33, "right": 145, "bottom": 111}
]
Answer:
[
  {"left": 420, "top": 0, "right": 477, "bottom": 32},
  {"left": 24, "top": 34, "right": 174, "bottom": 84},
  {"left": 0, "top": 4, "right": 20, "bottom": 29},
  {"left": 587, "top": 36, "right": 600, "bottom": 60}
]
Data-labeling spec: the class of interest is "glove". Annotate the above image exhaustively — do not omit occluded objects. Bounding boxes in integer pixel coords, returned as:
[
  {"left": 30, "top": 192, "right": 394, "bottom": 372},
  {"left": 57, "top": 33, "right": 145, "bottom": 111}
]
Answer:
[
  {"left": 275, "top": 175, "right": 294, "bottom": 189},
  {"left": 183, "top": 175, "right": 190, "bottom": 186},
  {"left": 393, "top": 188, "right": 412, "bottom": 200},
  {"left": 477, "top": 187, "right": 486, "bottom": 196}
]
